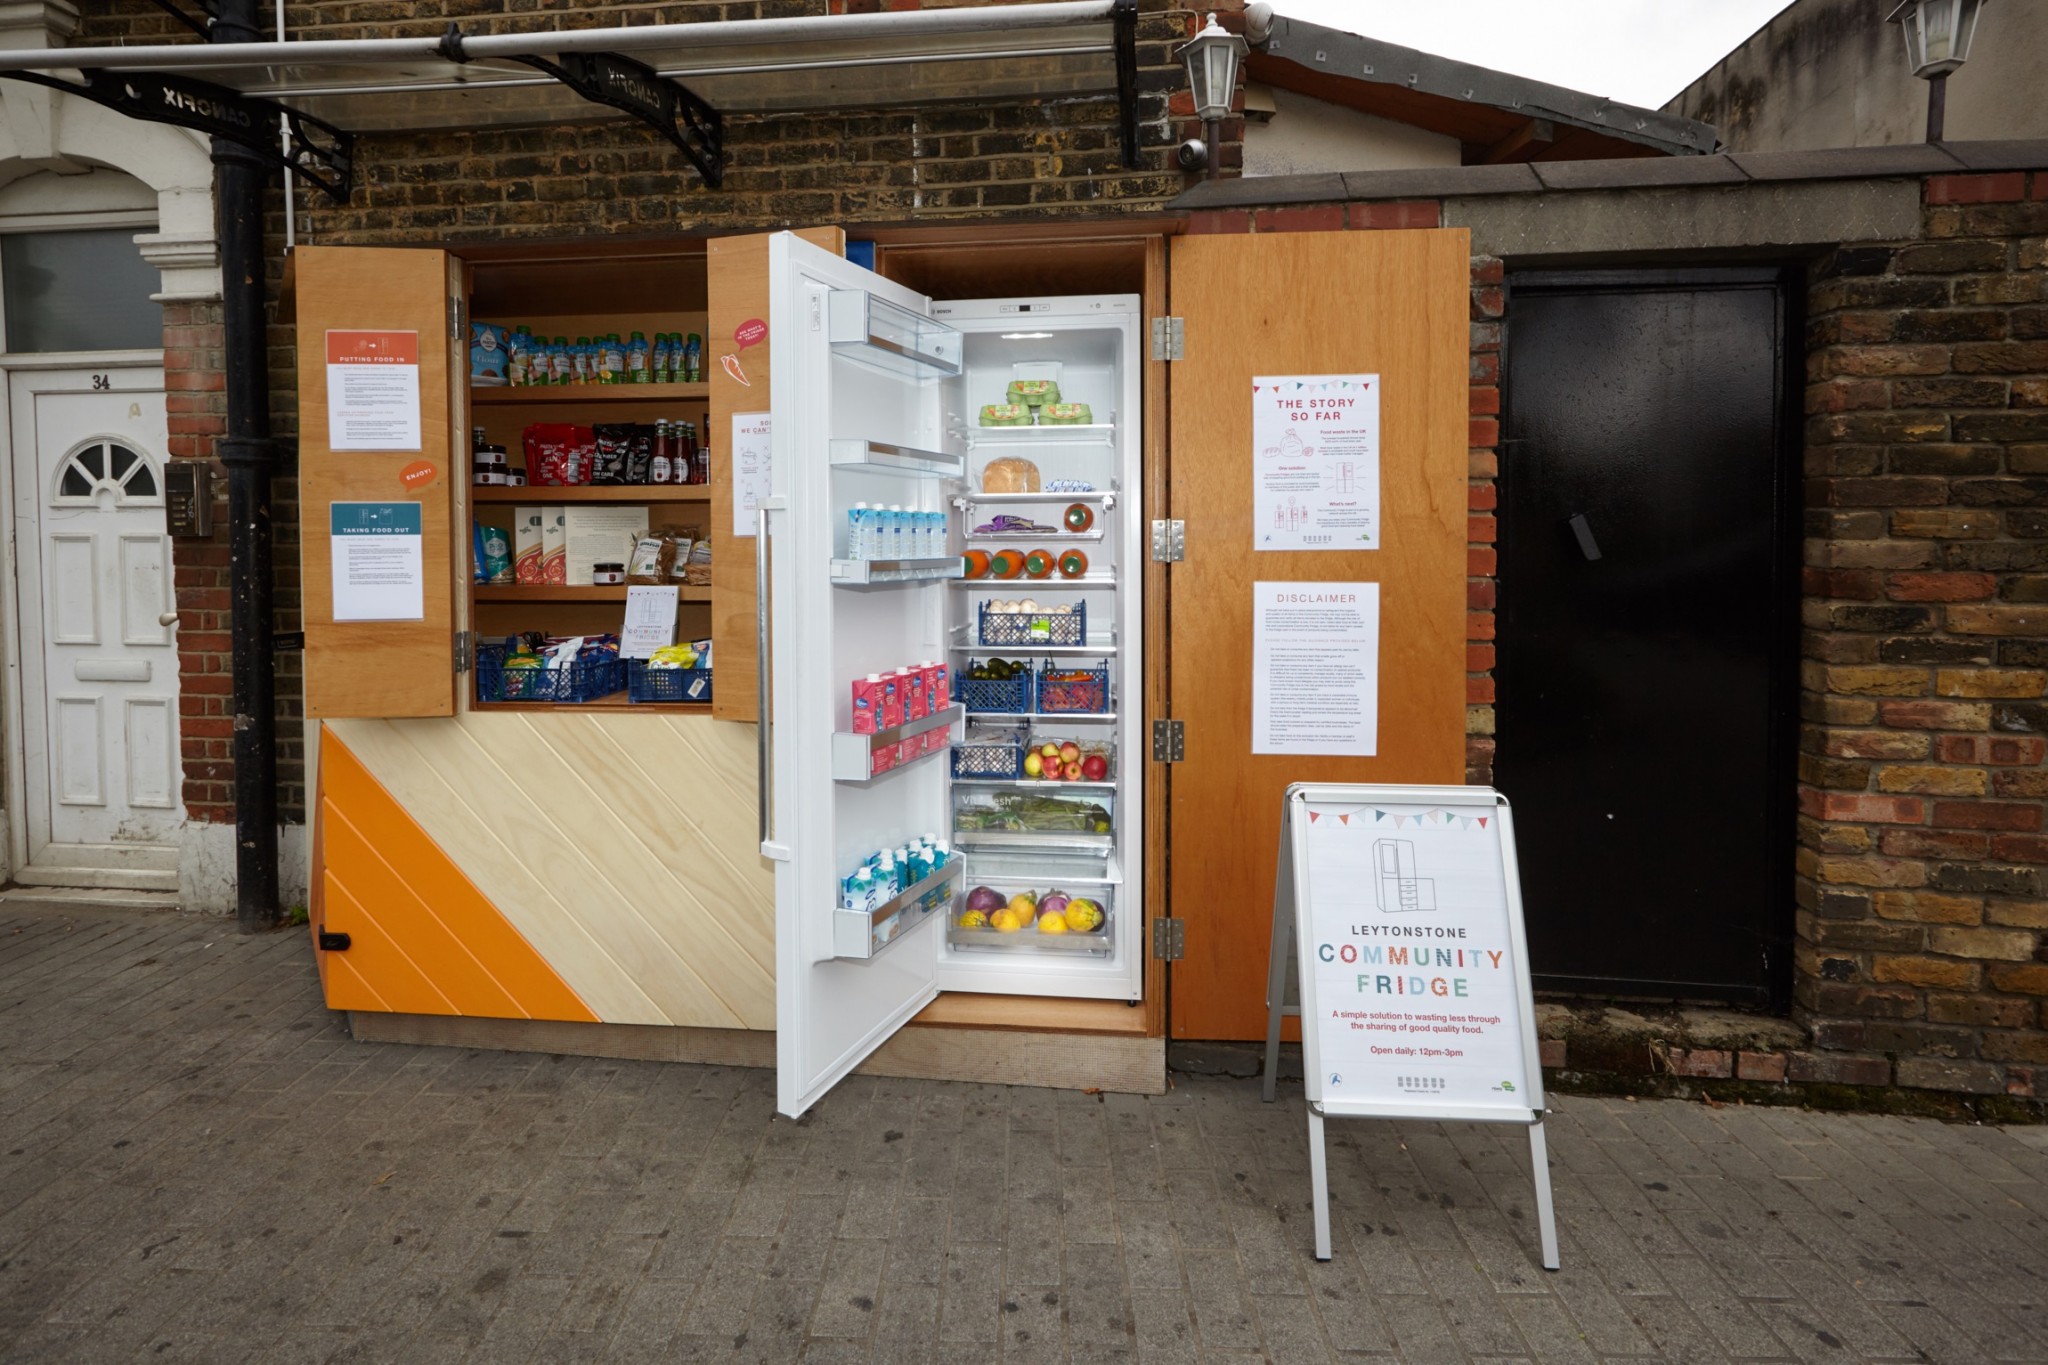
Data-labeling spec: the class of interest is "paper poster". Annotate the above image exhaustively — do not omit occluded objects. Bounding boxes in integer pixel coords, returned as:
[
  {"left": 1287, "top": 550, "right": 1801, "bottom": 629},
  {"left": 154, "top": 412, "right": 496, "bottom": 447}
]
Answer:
[
  {"left": 1300, "top": 800, "right": 1531, "bottom": 1109},
  {"left": 1253, "top": 374, "right": 1380, "bottom": 550},
  {"left": 329, "top": 502, "right": 423, "bottom": 622},
  {"left": 325, "top": 330, "right": 422, "bottom": 452},
  {"left": 620, "top": 585, "right": 680, "bottom": 659},
  {"left": 732, "top": 411, "right": 771, "bottom": 538},
  {"left": 1253, "top": 582, "right": 1379, "bottom": 756}
]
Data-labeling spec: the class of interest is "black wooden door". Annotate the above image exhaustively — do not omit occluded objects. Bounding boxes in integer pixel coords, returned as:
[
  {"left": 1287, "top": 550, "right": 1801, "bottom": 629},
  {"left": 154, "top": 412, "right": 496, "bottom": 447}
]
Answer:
[{"left": 1498, "top": 269, "right": 1796, "bottom": 1004}]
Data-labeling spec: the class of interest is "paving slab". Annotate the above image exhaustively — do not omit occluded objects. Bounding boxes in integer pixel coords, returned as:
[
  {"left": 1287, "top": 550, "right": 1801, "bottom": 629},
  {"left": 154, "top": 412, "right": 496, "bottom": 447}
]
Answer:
[{"left": 2, "top": 903, "right": 2045, "bottom": 1363}]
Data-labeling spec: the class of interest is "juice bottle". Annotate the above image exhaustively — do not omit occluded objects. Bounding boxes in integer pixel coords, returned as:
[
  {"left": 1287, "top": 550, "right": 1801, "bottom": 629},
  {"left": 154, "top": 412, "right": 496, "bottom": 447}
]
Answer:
[
  {"left": 508, "top": 326, "right": 533, "bottom": 386},
  {"left": 684, "top": 332, "right": 703, "bottom": 384},
  {"left": 572, "top": 336, "right": 593, "bottom": 385},
  {"left": 849, "top": 503, "right": 870, "bottom": 561},
  {"left": 651, "top": 333, "right": 672, "bottom": 384},
  {"left": 550, "top": 336, "right": 573, "bottom": 385},
  {"left": 605, "top": 333, "right": 626, "bottom": 384},
  {"left": 627, "top": 331, "right": 650, "bottom": 384}
]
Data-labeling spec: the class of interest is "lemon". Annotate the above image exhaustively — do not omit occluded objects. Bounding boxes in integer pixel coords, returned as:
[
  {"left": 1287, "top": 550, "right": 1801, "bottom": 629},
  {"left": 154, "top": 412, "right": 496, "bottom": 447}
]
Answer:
[
  {"left": 991, "top": 909, "right": 1023, "bottom": 933},
  {"left": 1037, "top": 911, "right": 1069, "bottom": 935}
]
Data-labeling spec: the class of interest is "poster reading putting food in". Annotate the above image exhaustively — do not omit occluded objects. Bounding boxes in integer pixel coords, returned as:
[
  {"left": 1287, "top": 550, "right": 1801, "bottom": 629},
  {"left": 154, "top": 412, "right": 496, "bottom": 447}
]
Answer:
[
  {"left": 1253, "top": 375, "right": 1380, "bottom": 551},
  {"left": 325, "top": 330, "right": 422, "bottom": 452},
  {"left": 1301, "top": 800, "right": 1529, "bottom": 1109}
]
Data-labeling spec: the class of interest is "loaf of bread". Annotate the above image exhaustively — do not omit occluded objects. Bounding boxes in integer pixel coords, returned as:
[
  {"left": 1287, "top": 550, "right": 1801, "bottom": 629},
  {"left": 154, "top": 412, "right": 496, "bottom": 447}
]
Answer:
[{"left": 981, "top": 457, "right": 1041, "bottom": 494}]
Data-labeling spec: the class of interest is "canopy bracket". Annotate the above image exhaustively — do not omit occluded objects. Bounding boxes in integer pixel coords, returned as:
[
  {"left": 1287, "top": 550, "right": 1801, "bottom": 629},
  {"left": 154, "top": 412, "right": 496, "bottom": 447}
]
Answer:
[
  {"left": 144, "top": 0, "right": 216, "bottom": 42},
  {"left": 509, "top": 49, "right": 723, "bottom": 188},
  {"left": 1111, "top": 0, "right": 1138, "bottom": 168},
  {"left": 6, "top": 67, "right": 354, "bottom": 199}
]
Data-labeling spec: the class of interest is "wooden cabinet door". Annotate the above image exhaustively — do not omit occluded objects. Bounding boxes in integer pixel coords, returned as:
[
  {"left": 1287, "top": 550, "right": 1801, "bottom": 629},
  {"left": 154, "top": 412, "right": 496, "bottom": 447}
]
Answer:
[
  {"left": 706, "top": 228, "right": 844, "bottom": 723},
  {"left": 296, "top": 246, "right": 460, "bottom": 718},
  {"left": 1166, "top": 229, "right": 1470, "bottom": 1040}
]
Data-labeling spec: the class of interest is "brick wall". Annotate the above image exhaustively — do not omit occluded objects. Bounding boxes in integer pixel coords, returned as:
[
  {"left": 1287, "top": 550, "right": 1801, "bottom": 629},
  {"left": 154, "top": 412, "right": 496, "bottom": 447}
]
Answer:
[{"left": 1797, "top": 170, "right": 2048, "bottom": 1101}]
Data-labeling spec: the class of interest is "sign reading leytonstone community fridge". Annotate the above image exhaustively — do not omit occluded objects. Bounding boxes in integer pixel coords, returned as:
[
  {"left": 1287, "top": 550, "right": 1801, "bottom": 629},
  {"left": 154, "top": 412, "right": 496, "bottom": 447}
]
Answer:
[
  {"left": 1298, "top": 795, "right": 1534, "bottom": 1111},
  {"left": 324, "top": 330, "right": 422, "bottom": 452},
  {"left": 1252, "top": 581, "right": 1379, "bottom": 756},
  {"left": 1253, "top": 374, "right": 1380, "bottom": 550}
]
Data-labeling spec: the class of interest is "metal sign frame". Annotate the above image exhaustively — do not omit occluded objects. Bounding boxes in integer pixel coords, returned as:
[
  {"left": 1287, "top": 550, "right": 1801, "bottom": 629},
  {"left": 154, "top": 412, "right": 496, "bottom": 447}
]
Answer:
[
  {"left": 504, "top": 49, "right": 723, "bottom": 189},
  {"left": 1263, "top": 782, "right": 1559, "bottom": 1269}
]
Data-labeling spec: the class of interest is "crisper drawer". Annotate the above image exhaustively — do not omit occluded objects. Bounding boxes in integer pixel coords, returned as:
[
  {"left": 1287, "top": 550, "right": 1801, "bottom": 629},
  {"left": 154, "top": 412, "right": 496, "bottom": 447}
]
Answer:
[
  {"left": 948, "top": 878, "right": 1115, "bottom": 956},
  {"left": 951, "top": 786, "right": 1113, "bottom": 858}
]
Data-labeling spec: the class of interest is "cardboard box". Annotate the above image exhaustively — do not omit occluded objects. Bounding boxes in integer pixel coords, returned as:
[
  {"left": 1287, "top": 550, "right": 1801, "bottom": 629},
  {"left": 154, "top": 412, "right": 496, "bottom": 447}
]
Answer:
[
  {"left": 513, "top": 506, "right": 545, "bottom": 585},
  {"left": 540, "top": 505, "right": 567, "bottom": 585}
]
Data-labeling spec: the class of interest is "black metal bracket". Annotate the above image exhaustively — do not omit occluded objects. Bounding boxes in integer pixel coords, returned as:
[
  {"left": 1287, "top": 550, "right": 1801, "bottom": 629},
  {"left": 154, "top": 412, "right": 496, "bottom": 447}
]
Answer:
[
  {"left": 144, "top": 0, "right": 217, "bottom": 41},
  {"left": 508, "top": 49, "right": 723, "bottom": 188},
  {"left": 317, "top": 931, "right": 351, "bottom": 952},
  {"left": 3, "top": 67, "right": 354, "bottom": 200},
  {"left": 1111, "top": 0, "right": 1139, "bottom": 169}
]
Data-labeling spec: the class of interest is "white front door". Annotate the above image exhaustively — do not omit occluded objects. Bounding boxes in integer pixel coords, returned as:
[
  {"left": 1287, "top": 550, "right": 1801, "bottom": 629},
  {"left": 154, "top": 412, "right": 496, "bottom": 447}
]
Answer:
[{"left": 11, "top": 369, "right": 181, "bottom": 875}]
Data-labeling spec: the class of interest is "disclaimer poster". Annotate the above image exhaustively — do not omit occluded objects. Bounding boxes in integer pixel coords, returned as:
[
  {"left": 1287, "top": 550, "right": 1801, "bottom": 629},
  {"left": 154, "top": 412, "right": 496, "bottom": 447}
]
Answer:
[
  {"left": 1253, "top": 581, "right": 1379, "bottom": 756},
  {"left": 1253, "top": 374, "right": 1380, "bottom": 550},
  {"left": 1301, "top": 800, "right": 1530, "bottom": 1109}
]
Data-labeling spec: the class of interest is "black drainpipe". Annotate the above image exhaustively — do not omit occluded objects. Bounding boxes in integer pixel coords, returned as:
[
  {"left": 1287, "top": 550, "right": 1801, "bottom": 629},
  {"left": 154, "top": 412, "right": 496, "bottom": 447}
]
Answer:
[{"left": 211, "top": 0, "right": 280, "bottom": 932}]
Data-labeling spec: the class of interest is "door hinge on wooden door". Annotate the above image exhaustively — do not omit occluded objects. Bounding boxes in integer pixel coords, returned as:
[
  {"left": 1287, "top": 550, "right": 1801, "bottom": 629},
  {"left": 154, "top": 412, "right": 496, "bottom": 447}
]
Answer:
[
  {"left": 1150, "top": 519, "right": 1184, "bottom": 562},
  {"left": 1152, "top": 718, "right": 1184, "bottom": 762},
  {"left": 449, "top": 295, "right": 465, "bottom": 341},
  {"left": 454, "top": 630, "right": 475, "bottom": 674},
  {"left": 1151, "top": 917, "right": 1185, "bottom": 960},
  {"left": 1150, "top": 316, "right": 1183, "bottom": 362}
]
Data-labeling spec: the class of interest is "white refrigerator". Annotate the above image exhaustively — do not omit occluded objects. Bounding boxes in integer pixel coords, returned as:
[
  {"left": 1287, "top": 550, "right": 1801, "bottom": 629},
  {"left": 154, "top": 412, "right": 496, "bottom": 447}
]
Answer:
[{"left": 764, "top": 233, "right": 1144, "bottom": 1118}]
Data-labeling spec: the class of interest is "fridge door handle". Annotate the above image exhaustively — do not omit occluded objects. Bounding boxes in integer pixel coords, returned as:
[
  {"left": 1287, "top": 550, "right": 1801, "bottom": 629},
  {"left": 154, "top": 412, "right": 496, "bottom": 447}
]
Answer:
[{"left": 757, "top": 503, "right": 775, "bottom": 852}]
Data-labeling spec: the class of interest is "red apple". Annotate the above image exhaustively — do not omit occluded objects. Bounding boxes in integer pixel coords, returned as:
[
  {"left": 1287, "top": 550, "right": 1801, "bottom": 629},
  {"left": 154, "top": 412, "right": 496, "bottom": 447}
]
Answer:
[
  {"left": 1063, "top": 760, "right": 1084, "bottom": 781},
  {"left": 1059, "top": 741, "right": 1082, "bottom": 763},
  {"left": 1081, "top": 754, "right": 1109, "bottom": 781}
]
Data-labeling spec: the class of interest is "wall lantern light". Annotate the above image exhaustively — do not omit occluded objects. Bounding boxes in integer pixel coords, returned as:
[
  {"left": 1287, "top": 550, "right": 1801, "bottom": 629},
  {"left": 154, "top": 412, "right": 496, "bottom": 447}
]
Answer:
[
  {"left": 1887, "top": 0, "right": 1988, "bottom": 142},
  {"left": 1175, "top": 11, "right": 1247, "bottom": 178}
]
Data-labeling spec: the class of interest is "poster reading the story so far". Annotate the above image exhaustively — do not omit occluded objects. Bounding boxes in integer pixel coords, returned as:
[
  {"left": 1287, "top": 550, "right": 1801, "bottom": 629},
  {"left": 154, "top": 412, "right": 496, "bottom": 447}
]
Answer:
[
  {"left": 1254, "top": 374, "right": 1380, "bottom": 551},
  {"left": 1302, "top": 802, "right": 1529, "bottom": 1109}
]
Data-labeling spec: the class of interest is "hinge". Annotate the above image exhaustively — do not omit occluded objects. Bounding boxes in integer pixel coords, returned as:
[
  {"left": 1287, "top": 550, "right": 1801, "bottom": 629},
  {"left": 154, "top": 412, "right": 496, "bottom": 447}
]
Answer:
[
  {"left": 1150, "top": 315, "right": 1184, "bottom": 362},
  {"left": 1151, "top": 917, "right": 1185, "bottom": 960},
  {"left": 449, "top": 294, "right": 465, "bottom": 341},
  {"left": 1152, "top": 717, "right": 1184, "bottom": 762},
  {"left": 317, "top": 931, "right": 351, "bottom": 952},
  {"left": 1150, "top": 519, "right": 1185, "bottom": 562},
  {"left": 454, "top": 629, "right": 475, "bottom": 674}
]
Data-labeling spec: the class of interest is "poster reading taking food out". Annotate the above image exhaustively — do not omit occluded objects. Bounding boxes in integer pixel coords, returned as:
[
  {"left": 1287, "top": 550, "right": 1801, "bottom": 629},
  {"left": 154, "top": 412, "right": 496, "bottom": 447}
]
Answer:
[
  {"left": 1253, "top": 374, "right": 1380, "bottom": 551},
  {"left": 1301, "top": 800, "right": 1530, "bottom": 1110}
]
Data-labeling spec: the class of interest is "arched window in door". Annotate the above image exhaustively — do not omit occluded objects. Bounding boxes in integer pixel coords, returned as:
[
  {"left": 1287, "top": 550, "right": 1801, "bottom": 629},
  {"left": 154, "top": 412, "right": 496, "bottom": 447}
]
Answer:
[{"left": 52, "top": 438, "right": 161, "bottom": 505}]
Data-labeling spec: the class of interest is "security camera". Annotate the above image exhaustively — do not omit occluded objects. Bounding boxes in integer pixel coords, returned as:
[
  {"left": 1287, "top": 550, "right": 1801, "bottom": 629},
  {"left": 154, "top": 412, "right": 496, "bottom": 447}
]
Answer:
[{"left": 1176, "top": 137, "right": 1209, "bottom": 172}]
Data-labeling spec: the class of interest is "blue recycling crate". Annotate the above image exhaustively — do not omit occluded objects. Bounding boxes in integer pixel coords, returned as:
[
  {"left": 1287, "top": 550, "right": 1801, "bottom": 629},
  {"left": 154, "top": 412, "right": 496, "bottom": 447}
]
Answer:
[
  {"left": 628, "top": 660, "right": 714, "bottom": 704},
  {"left": 1036, "top": 661, "right": 1111, "bottom": 714},
  {"left": 978, "top": 600, "right": 1085, "bottom": 647},
  {"left": 475, "top": 642, "right": 623, "bottom": 704},
  {"left": 956, "top": 659, "right": 1034, "bottom": 715}
]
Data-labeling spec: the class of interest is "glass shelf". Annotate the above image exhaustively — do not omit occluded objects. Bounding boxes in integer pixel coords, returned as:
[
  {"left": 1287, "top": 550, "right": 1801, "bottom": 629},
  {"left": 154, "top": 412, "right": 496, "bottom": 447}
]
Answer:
[
  {"left": 966, "top": 424, "right": 1115, "bottom": 446},
  {"left": 829, "top": 439, "right": 964, "bottom": 478},
  {"left": 946, "top": 643, "right": 1116, "bottom": 656},
  {"left": 958, "top": 489, "right": 1115, "bottom": 508},
  {"left": 952, "top": 575, "right": 1115, "bottom": 590},
  {"left": 830, "top": 557, "right": 964, "bottom": 586},
  {"left": 833, "top": 859, "right": 961, "bottom": 960},
  {"left": 828, "top": 290, "right": 962, "bottom": 377}
]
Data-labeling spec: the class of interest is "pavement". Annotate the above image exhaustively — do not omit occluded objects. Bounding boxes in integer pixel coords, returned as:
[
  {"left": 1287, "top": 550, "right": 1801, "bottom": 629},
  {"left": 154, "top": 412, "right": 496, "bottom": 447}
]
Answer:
[{"left": 3, "top": 903, "right": 2048, "bottom": 1364}]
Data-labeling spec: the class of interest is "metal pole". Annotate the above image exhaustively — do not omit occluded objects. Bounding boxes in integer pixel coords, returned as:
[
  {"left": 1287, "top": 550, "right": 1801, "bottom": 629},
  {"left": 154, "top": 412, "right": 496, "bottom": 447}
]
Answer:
[
  {"left": 1204, "top": 116, "right": 1220, "bottom": 179},
  {"left": 212, "top": 0, "right": 281, "bottom": 932},
  {"left": 1926, "top": 71, "right": 1947, "bottom": 142}
]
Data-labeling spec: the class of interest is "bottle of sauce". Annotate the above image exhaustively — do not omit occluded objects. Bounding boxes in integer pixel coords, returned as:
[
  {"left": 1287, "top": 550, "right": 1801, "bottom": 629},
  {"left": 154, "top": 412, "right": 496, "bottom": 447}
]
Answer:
[{"left": 650, "top": 419, "right": 673, "bottom": 484}]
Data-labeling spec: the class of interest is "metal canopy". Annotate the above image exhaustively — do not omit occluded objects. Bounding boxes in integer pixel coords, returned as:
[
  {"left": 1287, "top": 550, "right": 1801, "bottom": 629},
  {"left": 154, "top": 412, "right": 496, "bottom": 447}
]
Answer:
[{"left": 0, "top": 1, "right": 1138, "bottom": 196}]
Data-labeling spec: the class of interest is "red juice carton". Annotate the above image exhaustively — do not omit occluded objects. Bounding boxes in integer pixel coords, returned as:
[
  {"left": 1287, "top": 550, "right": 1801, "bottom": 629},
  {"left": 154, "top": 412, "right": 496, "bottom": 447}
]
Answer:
[
  {"left": 869, "top": 740, "right": 898, "bottom": 778},
  {"left": 852, "top": 674, "right": 886, "bottom": 735},
  {"left": 928, "top": 660, "right": 950, "bottom": 712},
  {"left": 879, "top": 673, "right": 903, "bottom": 730},
  {"left": 901, "top": 666, "right": 927, "bottom": 723}
]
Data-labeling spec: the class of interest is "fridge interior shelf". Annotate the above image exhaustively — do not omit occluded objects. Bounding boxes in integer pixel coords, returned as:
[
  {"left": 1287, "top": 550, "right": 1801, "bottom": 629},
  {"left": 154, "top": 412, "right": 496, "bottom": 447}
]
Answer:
[
  {"left": 833, "top": 858, "right": 962, "bottom": 960},
  {"left": 952, "top": 779, "right": 1116, "bottom": 792},
  {"left": 966, "top": 423, "right": 1116, "bottom": 446},
  {"left": 831, "top": 703, "right": 963, "bottom": 783},
  {"left": 966, "top": 711, "right": 1118, "bottom": 724},
  {"left": 960, "top": 489, "right": 1115, "bottom": 507},
  {"left": 952, "top": 830, "right": 1113, "bottom": 858},
  {"left": 829, "top": 439, "right": 964, "bottom": 479},
  {"left": 828, "top": 289, "right": 963, "bottom": 377},
  {"left": 963, "top": 528, "right": 1104, "bottom": 543},
  {"left": 948, "top": 642, "right": 1115, "bottom": 656},
  {"left": 946, "top": 917, "right": 1113, "bottom": 955},
  {"left": 951, "top": 575, "right": 1115, "bottom": 590},
  {"left": 830, "top": 557, "right": 965, "bottom": 586}
]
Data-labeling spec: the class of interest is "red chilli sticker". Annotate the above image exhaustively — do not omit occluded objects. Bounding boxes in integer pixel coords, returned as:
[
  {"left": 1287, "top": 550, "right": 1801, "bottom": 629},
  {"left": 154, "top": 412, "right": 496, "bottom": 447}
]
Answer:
[{"left": 399, "top": 460, "right": 438, "bottom": 490}]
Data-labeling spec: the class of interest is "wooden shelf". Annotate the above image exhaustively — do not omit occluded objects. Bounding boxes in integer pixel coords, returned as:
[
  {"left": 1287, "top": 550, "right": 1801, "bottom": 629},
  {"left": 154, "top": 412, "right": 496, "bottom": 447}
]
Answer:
[
  {"left": 470, "top": 693, "right": 710, "bottom": 713},
  {"left": 471, "top": 485, "right": 710, "bottom": 503},
  {"left": 471, "top": 383, "right": 708, "bottom": 405},
  {"left": 473, "top": 585, "right": 712, "bottom": 603}
]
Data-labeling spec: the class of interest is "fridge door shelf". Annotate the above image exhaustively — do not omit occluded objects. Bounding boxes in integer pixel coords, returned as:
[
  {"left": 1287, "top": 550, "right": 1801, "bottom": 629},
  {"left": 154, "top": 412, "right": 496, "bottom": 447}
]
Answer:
[
  {"left": 832, "top": 703, "right": 963, "bottom": 783},
  {"left": 830, "top": 557, "right": 965, "bottom": 586},
  {"left": 828, "top": 290, "right": 964, "bottom": 377},
  {"left": 829, "top": 439, "right": 965, "bottom": 479},
  {"left": 832, "top": 859, "right": 963, "bottom": 960}
]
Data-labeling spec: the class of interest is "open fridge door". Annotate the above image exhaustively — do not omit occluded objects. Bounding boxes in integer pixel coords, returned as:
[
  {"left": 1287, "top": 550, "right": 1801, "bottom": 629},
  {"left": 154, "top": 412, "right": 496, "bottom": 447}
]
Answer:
[{"left": 767, "top": 232, "right": 966, "bottom": 1119}]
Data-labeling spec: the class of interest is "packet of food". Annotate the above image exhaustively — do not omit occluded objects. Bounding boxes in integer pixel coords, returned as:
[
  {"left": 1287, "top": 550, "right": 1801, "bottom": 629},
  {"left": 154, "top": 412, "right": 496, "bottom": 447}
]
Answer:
[
  {"left": 666, "top": 526, "right": 702, "bottom": 585},
  {"left": 683, "top": 536, "right": 713, "bottom": 587},
  {"left": 591, "top": 423, "right": 633, "bottom": 485}
]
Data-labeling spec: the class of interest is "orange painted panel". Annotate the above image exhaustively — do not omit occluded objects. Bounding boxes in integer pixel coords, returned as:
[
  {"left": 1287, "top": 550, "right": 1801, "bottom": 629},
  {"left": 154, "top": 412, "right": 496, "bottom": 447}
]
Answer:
[{"left": 317, "top": 725, "right": 598, "bottom": 1021}]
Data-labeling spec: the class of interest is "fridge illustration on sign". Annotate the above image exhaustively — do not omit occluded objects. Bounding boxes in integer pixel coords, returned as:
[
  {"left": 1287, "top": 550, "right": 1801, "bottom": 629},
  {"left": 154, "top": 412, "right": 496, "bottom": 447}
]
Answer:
[{"left": 764, "top": 233, "right": 1144, "bottom": 1118}]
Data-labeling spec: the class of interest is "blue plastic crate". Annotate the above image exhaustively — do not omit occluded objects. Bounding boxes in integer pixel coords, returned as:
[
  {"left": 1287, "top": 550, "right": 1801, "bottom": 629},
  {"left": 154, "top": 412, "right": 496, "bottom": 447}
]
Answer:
[
  {"left": 978, "top": 600, "right": 1085, "bottom": 647},
  {"left": 1037, "top": 661, "right": 1111, "bottom": 714},
  {"left": 951, "top": 726, "right": 1028, "bottom": 779},
  {"left": 628, "top": 660, "right": 713, "bottom": 704},
  {"left": 956, "top": 659, "right": 1034, "bottom": 715},
  {"left": 475, "top": 642, "right": 623, "bottom": 704}
]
